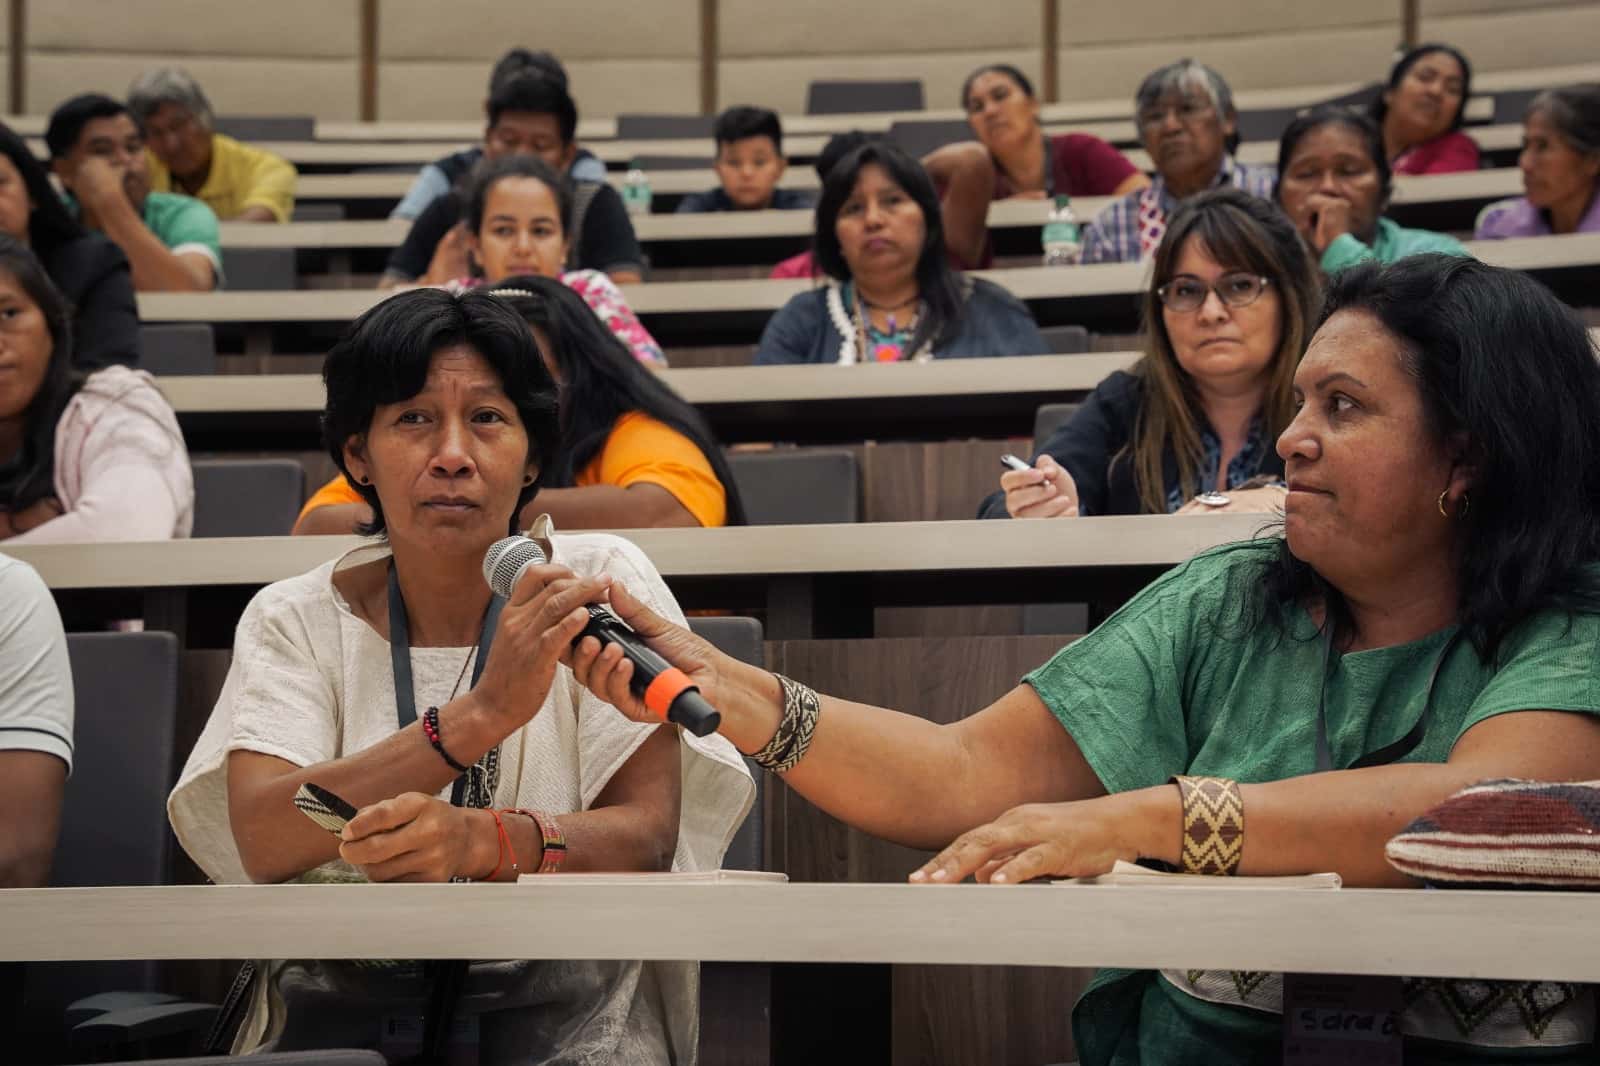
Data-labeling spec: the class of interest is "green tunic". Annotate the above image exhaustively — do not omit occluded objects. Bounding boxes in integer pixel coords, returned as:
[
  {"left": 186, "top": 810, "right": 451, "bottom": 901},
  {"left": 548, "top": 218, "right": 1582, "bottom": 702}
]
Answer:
[
  {"left": 1023, "top": 540, "right": 1600, "bottom": 1065},
  {"left": 1319, "top": 217, "right": 1470, "bottom": 274}
]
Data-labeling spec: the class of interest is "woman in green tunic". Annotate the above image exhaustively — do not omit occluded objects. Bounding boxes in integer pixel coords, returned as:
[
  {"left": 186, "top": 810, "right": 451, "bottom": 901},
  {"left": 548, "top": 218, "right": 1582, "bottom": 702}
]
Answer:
[{"left": 530, "top": 250, "right": 1600, "bottom": 1063}]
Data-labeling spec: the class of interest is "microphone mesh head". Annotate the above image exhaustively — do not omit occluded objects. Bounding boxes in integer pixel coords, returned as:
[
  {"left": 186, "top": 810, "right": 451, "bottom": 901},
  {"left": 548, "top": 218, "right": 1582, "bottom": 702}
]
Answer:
[{"left": 483, "top": 535, "right": 547, "bottom": 598}]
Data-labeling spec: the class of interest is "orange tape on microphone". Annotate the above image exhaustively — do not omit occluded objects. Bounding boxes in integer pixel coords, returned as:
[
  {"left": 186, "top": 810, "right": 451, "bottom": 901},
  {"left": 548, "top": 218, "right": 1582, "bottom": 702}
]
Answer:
[{"left": 643, "top": 667, "right": 696, "bottom": 720}]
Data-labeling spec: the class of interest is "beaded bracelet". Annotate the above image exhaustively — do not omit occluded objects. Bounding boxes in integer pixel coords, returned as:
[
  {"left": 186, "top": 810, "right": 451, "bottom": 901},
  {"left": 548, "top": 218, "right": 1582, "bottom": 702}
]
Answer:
[
  {"left": 510, "top": 808, "right": 566, "bottom": 874},
  {"left": 421, "top": 705, "right": 471, "bottom": 775},
  {"left": 747, "top": 674, "right": 822, "bottom": 774},
  {"left": 1171, "top": 775, "right": 1244, "bottom": 876}
]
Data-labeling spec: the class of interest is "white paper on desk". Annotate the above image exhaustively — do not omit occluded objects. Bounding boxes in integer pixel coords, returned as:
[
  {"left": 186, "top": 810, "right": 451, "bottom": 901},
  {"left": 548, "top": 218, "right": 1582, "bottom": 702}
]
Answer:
[
  {"left": 1056, "top": 860, "right": 1340, "bottom": 889},
  {"left": 517, "top": 870, "right": 789, "bottom": 885}
]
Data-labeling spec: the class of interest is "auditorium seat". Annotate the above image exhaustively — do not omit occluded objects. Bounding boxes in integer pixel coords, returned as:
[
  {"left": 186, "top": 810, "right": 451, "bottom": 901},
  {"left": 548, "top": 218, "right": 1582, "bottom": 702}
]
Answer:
[
  {"left": 1041, "top": 325, "right": 1091, "bottom": 355},
  {"left": 685, "top": 614, "right": 770, "bottom": 1066},
  {"left": 291, "top": 202, "right": 348, "bottom": 222},
  {"left": 630, "top": 153, "right": 717, "bottom": 171},
  {"left": 728, "top": 449, "right": 860, "bottom": 525},
  {"left": 886, "top": 118, "right": 972, "bottom": 159},
  {"left": 617, "top": 114, "right": 717, "bottom": 140},
  {"left": 17, "top": 632, "right": 220, "bottom": 1059},
  {"left": 222, "top": 247, "right": 298, "bottom": 291},
  {"left": 213, "top": 115, "right": 316, "bottom": 141},
  {"left": 1032, "top": 402, "right": 1081, "bottom": 446},
  {"left": 139, "top": 323, "right": 217, "bottom": 375},
  {"left": 806, "top": 79, "right": 925, "bottom": 115},
  {"left": 190, "top": 458, "right": 306, "bottom": 538},
  {"left": 1233, "top": 106, "right": 1301, "bottom": 145}
]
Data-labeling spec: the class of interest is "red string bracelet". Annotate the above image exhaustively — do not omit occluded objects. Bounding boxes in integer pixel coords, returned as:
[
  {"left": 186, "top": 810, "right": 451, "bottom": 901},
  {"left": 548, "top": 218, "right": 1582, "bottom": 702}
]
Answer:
[{"left": 485, "top": 808, "right": 518, "bottom": 881}]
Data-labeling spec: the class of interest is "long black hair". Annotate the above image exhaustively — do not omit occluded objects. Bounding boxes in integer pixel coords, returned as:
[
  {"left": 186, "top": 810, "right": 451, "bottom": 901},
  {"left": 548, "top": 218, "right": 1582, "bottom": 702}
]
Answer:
[
  {"left": 484, "top": 274, "right": 747, "bottom": 526},
  {"left": 1370, "top": 43, "right": 1473, "bottom": 133},
  {"left": 0, "top": 123, "right": 88, "bottom": 259},
  {"left": 813, "top": 141, "right": 965, "bottom": 354},
  {"left": 0, "top": 236, "right": 79, "bottom": 511},
  {"left": 321, "top": 287, "right": 562, "bottom": 537},
  {"left": 1258, "top": 254, "right": 1600, "bottom": 661}
]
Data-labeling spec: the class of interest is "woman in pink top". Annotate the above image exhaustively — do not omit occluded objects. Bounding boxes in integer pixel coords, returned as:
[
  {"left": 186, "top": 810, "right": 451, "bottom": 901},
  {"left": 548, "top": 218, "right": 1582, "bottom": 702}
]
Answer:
[
  {"left": 431, "top": 154, "right": 666, "bottom": 367},
  {"left": 0, "top": 236, "right": 191, "bottom": 543},
  {"left": 1372, "top": 43, "right": 1480, "bottom": 176}
]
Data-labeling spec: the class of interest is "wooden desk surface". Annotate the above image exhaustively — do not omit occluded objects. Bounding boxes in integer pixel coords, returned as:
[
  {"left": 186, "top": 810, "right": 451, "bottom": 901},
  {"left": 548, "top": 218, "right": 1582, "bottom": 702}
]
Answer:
[
  {"left": 2, "top": 880, "right": 1595, "bottom": 981},
  {"left": 157, "top": 352, "right": 1141, "bottom": 414},
  {"left": 235, "top": 168, "right": 1527, "bottom": 250},
  {"left": 8, "top": 515, "right": 1267, "bottom": 590},
  {"left": 139, "top": 233, "right": 1600, "bottom": 324}
]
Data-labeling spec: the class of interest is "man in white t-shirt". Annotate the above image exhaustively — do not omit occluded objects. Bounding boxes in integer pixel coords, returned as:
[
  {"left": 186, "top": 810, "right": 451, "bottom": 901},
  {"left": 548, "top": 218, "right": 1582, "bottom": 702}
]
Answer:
[{"left": 0, "top": 554, "right": 74, "bottom": 888}]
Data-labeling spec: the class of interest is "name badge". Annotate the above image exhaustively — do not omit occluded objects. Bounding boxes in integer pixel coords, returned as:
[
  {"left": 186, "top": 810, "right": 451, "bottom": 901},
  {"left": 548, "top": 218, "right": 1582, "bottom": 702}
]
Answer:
[
  {"left": 1282, "top": 973, "right": 1403, "bottom": 1066},
  {"left": 378, "top": 1013, "right": 482, "bottom": 1066}
]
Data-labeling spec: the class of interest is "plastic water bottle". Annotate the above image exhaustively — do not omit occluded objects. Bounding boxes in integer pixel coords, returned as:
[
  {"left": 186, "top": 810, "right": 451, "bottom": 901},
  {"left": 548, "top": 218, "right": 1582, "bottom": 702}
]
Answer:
[
  {"left": 1042, "top": 194, "right": 1082, "bottom": 266},
  {"left": 623, "top": 168, "right": 653, "bottom": 217}
]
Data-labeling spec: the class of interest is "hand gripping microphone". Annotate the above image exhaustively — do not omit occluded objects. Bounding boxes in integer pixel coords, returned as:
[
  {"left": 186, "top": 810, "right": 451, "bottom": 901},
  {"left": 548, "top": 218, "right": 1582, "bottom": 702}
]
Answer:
[{"left": 483, "top": 536, "right": 721, "bottom": 737}]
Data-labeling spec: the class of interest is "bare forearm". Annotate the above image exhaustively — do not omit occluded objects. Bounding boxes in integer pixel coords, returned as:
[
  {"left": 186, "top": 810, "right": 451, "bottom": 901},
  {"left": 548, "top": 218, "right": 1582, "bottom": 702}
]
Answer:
[
  {"left": 716, "top": 664, "right": 1076, "bottom": 850},
  {"left": 235, "top": 205, "right": 278, "bottom": 223},
  {"left": 292, "top": 502, "right": 369, "bottom": 536},
  {"left": 94, "top": 201, "right": 211, "bottom": 291},
  {"left": 1236, "top": 763, "right": 1496, "bottom": 887},
  {"left": 522, "top": 484, "right": 699, "bottom": 531},
  {"left": 229, "top": 692, "right": 513, "bottom": 882}
]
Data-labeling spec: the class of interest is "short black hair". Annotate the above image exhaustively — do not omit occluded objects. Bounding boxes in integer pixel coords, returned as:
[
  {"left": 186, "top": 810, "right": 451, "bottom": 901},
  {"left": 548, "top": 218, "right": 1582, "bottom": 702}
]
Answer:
[
  {"left": 321, "top": 288, "right": 561, "bottom": 538},
  {"left": 487, "top": 72, "right": 577, "bottom": 144},
  {"left": 960, "top": 64, "right": 1035, "bottom": 109},
  {"left": 490, "top": 48, "right": 568, "bottom": 95},
  {"left": 1260, "top": 255, "right": 1600, "bottom": 660},
  {"left": 714, "top": 106, "right": 783, "bottom": 153},
  {"left": 1274, "top": 105, "right": 1392, "bottom": 207},
  {"left": 464, "top": 154, "right": 573, "bottom": 237},
  {"left": 1370, "top": 43, "right": 1473, "bottom": 132},
  {"left": 45, "top": 93, "right": 135, "bottom": 159}
]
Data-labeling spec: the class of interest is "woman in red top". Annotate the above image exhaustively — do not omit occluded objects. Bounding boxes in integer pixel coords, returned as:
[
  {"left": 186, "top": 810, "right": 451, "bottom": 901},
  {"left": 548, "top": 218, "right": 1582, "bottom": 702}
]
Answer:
[
  {"left": 959, "top": 64, "right": 1148, "bottom": 200},
  {"left": 1371, "top": 43, "right": 1480, "bottom": 176}
]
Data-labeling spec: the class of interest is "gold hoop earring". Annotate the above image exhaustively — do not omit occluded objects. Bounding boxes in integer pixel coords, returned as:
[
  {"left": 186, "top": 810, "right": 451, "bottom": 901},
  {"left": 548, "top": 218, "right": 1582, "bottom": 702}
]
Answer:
[
  {"left": 1438, "top": 489, "right": 1469, "bottom": 519},
  {"left": 1437, "top": 489, "right": 1450, "bottom": 518}
]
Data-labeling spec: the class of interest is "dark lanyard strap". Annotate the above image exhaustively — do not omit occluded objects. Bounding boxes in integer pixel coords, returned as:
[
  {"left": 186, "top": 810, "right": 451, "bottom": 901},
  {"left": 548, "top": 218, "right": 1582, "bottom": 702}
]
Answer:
[
  {"left": 385, "top": 560, "right": 503, "bottom": 1064},
  {"left": 1314, "top": 626, "right": 1464, "bottom": 773},
  {"left": 386, "top": 561, "right": 504, "bottom": 806},
  {"left": 1040, "top": 133, "right": 1056, "bottom": 198}
]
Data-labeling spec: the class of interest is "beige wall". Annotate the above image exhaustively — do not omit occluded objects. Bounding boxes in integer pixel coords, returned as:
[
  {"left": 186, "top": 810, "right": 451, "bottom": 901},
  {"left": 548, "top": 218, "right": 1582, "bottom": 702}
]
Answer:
[
  {"left": 23, "top": 0, "right": 362, "bottom": 118},
  {"left": 376, "top": 0, "right": 701, "bottom": 120},
  {"left": 7, "top": 0, "right": 1598, "bottom": 121}
]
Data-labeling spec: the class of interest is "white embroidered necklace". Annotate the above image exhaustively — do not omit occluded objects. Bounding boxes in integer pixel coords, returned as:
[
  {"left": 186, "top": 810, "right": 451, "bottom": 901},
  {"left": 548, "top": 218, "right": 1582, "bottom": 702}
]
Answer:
[{"left": 825, "top": 281, "right": 934, "bottom": 366}]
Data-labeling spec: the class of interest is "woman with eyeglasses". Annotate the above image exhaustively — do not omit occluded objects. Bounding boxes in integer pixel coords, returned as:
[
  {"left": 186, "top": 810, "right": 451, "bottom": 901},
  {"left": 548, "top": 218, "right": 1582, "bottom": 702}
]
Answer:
[{"left": 980, "top": 188, "right": 1318, "bottom": 519}]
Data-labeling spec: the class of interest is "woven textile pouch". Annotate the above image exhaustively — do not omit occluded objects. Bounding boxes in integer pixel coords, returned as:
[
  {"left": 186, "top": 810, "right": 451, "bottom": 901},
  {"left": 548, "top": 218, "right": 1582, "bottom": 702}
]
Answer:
[{"left": 1385, "top": 778, "right": 1600, "bottom": 887}]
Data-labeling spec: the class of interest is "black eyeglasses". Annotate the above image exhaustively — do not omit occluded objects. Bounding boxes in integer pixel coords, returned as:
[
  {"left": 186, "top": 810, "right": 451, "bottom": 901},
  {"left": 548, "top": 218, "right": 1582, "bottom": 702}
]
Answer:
[{"left": 1156, "top": 273, "right": 1272, "bottom": 312}]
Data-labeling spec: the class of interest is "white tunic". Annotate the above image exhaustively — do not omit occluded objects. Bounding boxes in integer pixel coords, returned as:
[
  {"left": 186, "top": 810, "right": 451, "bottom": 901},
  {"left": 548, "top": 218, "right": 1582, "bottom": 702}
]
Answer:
[{"left": 168, "top": 531, "right": 754, "bottom": 1063}]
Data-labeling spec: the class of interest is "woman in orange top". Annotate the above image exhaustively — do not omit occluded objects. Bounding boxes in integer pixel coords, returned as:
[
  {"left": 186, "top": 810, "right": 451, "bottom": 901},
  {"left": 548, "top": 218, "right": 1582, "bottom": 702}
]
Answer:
[{"left": 294, "top": 275, "right": 743, "bottom": 534}]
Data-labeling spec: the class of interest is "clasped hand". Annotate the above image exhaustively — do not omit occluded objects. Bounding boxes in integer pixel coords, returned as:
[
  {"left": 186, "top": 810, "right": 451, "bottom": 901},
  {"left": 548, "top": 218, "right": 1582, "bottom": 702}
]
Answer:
[{"left": 338, "top": 792, "right": 484, "bottom": 882}]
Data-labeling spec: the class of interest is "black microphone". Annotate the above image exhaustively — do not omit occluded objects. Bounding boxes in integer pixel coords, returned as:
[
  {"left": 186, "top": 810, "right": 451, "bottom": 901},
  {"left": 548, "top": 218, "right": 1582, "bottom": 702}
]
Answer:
[{"left": 483, "top": 536, "right": 721, "bottom": 737}]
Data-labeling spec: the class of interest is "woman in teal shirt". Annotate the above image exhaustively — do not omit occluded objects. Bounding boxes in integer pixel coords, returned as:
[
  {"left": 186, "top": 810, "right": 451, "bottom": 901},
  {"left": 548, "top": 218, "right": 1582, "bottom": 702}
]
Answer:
[
  {"left": 534, "top": 255, "right": 1600, "bottom": 1063},
  {"left": 1276, "top": 106, "right": 1469, "bottom": 273}
]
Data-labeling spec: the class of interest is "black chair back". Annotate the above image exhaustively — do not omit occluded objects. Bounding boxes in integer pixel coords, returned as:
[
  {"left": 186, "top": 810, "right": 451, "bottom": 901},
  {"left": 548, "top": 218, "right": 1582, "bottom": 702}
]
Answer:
[
  {"left": 727, "top": 450, "right": 860, "bottom": 525},
  {"left": 139, "top": 323, "right": 217, "bottom": 375},
  {"left": 190, "top": 458, "right": 307, "bottom": 538},
  {"left": 807, "top": 79, "right": 925, "bottom": 115}
]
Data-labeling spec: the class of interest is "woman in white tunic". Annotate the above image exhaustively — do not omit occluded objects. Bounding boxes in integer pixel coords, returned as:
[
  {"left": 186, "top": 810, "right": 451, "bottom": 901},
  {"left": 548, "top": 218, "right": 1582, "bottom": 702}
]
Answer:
[{"left": 168, "top": 287, "right": 752, "bottom": 1063}]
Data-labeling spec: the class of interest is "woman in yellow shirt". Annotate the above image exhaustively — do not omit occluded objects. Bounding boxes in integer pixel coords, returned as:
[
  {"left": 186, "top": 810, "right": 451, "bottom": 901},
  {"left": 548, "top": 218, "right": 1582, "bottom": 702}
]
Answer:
[{"left": 294, "top": 275, "right": 743, "bottom": 534}]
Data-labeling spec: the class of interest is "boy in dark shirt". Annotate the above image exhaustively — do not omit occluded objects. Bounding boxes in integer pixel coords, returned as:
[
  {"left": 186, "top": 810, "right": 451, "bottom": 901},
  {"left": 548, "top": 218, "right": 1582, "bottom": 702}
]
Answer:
[{"left": 675, "top": 106, "right": 812, "bottom": 213}]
